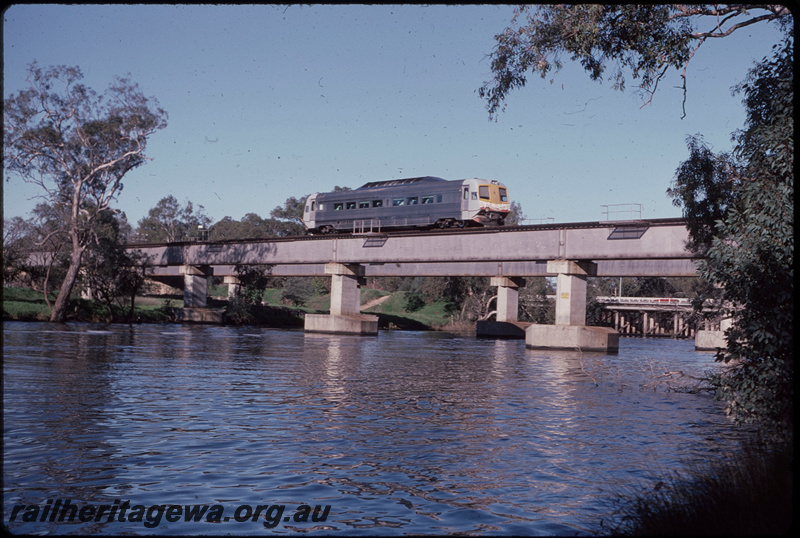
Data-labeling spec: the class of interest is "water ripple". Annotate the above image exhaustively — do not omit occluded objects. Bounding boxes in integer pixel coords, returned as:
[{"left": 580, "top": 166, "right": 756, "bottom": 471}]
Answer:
[{"left": 3, "top": 322, "right": 749, "bottom": 535}]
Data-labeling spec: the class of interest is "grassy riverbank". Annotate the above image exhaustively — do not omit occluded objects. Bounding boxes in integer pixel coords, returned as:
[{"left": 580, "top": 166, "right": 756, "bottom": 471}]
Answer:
[
  {"left": 2, "top": 286, "right": 460, "bottom": 329},
  {"left": 2, "top": 287, "right": 180, "bottom": 323}
]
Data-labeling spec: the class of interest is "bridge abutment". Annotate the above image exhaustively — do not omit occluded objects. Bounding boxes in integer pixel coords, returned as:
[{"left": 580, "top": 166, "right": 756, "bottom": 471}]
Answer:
[
  {"left": 477, "top": 276, "right": 531, "bottom": 338},
  {"left": 526, "top": 261, "right": 619, "bottom": 352},
  {"left": 304, "top": 263, "right": 378, "bottom": 335}
]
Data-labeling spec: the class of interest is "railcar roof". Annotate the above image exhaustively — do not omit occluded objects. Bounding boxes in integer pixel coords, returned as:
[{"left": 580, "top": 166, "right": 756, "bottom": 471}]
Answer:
[{"left": 358, "top": 176, "right": 446, "bottom": 189}]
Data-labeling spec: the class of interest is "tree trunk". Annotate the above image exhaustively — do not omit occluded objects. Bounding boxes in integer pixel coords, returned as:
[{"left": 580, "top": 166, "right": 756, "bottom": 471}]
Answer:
[{"left": 49, "top": 246, "right": 84, "bottom": 322}]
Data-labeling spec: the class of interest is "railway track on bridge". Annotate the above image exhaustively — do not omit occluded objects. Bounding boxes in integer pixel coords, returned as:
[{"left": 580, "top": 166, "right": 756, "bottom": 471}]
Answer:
[{"left": 125, "top": 217, "right": 687, "bottom": 249}]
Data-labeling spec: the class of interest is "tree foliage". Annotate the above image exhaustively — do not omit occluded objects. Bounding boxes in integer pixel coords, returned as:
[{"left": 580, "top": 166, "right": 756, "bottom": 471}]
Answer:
[
  {"left": 667, "top": 137, "right": 740, "bottom": 253},
  {"left": 210, "top": 211, "right": 304, "bottom": 240},
  {"left": 226, "top": 264, "right": 273, "bottom": 325},
  {"left": 695, "top": 39, "right": 793, "bottom": 440},
  {"left": 135, "top": 195, "right": 211, "bottom": 243},
  {"left": 269, "top": 195, "right": 307, "bottom": 233},
  {"left": 505, "top": 200, "right": 526, "bottom": 225},
  {"left": 2, "top": 204, "right": 70, "bottom": 307},
  {"left": 480, "top": 4, "right": 791, "bottom": 118},
  {"left": 269, "top": 189, "right": 348, "bottom": 236},
  {"left": 3, "top": 63, "right": 167, "bottom": 321},
  {"left": 82, "top": 210, "right": 151, "bottom": 322},
  {"left": 667, "top": 36, "right": 793, "bottom": 440}
]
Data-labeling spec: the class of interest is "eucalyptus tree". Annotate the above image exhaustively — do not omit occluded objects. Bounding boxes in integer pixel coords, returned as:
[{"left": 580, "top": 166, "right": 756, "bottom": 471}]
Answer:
[
  {"left": 690, "top": 40, "right": 793, "bottom": 440},
  {"left": 4, "top": 63, "right": 168, "bottom": 322},
  {"left": 479, "top": 4, "right": 791, "bottom": 118},
  {"left": 209, "top": 213, "right": 302, "bottom": 241},
  {"left": 136, "top": 195, "right": 211, "bottom": 243}
]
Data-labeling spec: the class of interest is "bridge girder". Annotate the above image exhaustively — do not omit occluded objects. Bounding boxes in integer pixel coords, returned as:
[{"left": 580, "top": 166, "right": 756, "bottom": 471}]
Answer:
[{"left": 130, "top": 220, "right": 699, "bottom": 278}]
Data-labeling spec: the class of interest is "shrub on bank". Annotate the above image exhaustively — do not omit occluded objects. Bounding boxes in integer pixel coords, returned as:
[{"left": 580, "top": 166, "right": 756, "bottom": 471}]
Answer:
[{"left": 608, "top": 440, "right": 792, "bottom": 536}]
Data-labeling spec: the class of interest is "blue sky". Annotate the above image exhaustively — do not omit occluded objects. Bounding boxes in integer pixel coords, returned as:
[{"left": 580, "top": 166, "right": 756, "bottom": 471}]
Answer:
[{"left": 3, "top": 4, "right": 787, "bottom": 227}]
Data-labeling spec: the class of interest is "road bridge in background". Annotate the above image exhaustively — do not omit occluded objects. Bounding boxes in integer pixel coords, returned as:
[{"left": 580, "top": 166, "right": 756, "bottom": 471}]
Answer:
[
  {"left": 126, "top": 218, "right": 722, "bottom": 351},
  {"left": 595, "top": 296, "right": 696, "bottom": 339}
]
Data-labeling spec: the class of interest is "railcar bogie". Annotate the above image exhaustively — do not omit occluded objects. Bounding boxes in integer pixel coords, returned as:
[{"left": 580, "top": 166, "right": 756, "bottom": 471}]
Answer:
[{"left": 302, "top": 176, "right": 510, "bottom": 234}]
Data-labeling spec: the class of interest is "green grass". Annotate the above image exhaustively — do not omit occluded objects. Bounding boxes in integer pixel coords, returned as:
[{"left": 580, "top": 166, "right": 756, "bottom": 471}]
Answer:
[
  {"left": 2, "top": 287, "right": 57, "bottom": 320},
  {"left": 2, "top": 287, "right": 182, "bottom": 323},
  {"left": 359, "top": 287, "right": 390, "bottom": 304},
  {"left": 361, "top": 290, "right": 455, "bottom": 329},
  {"left": 261, "top": 288, "right": 285, "bottom": 305},
  {"left": 3, "top": 285, "right": 458, "bottom": 329},
  {"left": 247, "top": 287, "right": 455, "bottom": 329}
]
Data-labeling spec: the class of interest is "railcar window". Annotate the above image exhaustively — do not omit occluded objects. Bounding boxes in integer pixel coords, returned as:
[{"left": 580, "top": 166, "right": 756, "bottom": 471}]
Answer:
[
  {"left": 479, "top": 186, "right": 490, "bottom": 200},
  {"left": 436, "top": 194, "right": 442, "bottom": 203},
  {"left": 407, "top": 197, "right": 418, "bottom": 205},
  {"left": 372, "top": 200, "right": 383, "bottom": 207},
  {"left": 358, "top": 201, "right": 370, "bottom": 209},
  {"left": 311, "top": 201, "right": 316, "bottom": 211},
  {"left": 334, "top": 203, "right": 344, "bottom": 211},
  {"left": 346, "top": 202, "right": 356, "bottom": 210},
  {"left": 499, "top": 188, "right": 508, "bottom": 202},
  {"left": 305, "top": 205, "right": 309, "bottom": 213},
  {"left": 471, "top": 192, "right": 478, "bottom": 200},
  {"left": 463, "top": 188, "right": 469, "bottom": 200},
  {"left": 392, "top": 198, "right": 404, "bottom": 206},
  {"left": 421, "top": 196, "right": 434, "bottom": 204}
]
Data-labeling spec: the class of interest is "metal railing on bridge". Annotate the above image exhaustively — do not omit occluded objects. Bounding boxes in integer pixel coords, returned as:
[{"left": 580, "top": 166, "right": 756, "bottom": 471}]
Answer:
[{"left": 601, "top": 203, "right": 643, "bottom": 222}]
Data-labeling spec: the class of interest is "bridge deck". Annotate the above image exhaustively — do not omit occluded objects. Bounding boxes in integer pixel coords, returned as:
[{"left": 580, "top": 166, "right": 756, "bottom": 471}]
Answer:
[{"left": 130, "top": 219, "right": 699, "bottom": 278}]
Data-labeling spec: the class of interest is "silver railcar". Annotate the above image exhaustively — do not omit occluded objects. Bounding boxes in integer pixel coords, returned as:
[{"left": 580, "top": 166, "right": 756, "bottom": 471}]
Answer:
[{"left": 303, "top": 176, "right": 510, "bottom": 234}]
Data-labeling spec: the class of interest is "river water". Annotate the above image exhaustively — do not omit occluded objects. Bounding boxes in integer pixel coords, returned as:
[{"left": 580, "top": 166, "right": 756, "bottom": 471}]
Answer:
[{"left": 3, "top": 321, "right": 750, "bottom": 535}]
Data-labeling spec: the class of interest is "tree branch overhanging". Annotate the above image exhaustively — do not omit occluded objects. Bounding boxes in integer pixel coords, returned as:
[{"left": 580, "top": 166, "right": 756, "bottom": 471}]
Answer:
[{"left": 480, "top": 4, "right": 792, "bottom": 119}]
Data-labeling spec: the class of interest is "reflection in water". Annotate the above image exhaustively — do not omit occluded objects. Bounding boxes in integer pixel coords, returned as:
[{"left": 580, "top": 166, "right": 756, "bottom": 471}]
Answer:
[{"left": 3, "top": 322, "right": 747, "bottom": 535}]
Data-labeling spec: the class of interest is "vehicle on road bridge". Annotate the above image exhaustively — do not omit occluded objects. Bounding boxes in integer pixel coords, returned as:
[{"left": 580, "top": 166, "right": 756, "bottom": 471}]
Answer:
[{"left": 303, "top": 176, "right": 511, "bottom": 234}]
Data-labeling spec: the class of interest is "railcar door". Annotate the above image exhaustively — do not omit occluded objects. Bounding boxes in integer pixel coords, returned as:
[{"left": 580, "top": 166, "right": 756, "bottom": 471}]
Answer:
[
  {"left": 459, "top": 180, "right": 479, "bottom": 224},
  {"left": 303, "top": 194, "right": 319, "bottom": 232}
]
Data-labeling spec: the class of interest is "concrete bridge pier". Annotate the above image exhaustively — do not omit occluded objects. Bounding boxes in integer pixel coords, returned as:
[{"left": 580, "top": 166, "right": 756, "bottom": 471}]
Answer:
[
  {"left": 176, "top": 265, "right": 225, "bottom": 323},
  {"left": 181, "top": 265, "right": 211, "bottom": 308},
  {"left": 526, "top": 260, "right": 619, "bottom": 352},
  {"left": 224, "top": 275, "right": 241, "bottom": 299},
  {"left": 477, "top": 276, "right": 531, "bottom": 338},
  {"left": 304, "top": 263, "right": 378, "bottom": 335},
  {"left": 696, "top": 316, "right": 732, "bottom": 350}
]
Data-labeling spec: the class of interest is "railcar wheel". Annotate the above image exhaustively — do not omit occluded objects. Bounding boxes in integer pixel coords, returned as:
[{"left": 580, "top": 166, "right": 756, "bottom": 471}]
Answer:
[
  {"left": 454, "top": 220, "right": 466, "bottom": 229},
  {"left": 436, "top": 219, "right": 449, "bottom": 229}
]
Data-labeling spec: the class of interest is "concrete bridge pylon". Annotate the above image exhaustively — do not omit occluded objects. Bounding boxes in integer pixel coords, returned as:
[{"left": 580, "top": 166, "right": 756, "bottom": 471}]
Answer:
[
  {"left": 476, "top": 276, "right": 531, "bottom": 338},
  {"left": 304, "top": 263, "right": 378, "bottom": 335},
  {"left": 526, "top": 260, "right": 619, "bottom": 352},
  {"left": 180, "top": 265, "right": 211, "bottom": 308}
]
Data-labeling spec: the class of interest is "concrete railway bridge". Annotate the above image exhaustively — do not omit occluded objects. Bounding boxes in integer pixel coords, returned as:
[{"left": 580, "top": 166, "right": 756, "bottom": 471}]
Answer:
[{"left": 129, "top": 218, "right": 725, "bottom": 352}]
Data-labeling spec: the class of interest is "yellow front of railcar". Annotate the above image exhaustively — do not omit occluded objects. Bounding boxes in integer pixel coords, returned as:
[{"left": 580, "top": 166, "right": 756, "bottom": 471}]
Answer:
[{"left": 461, "top": 178, "right": 510, "bottom": 225}]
